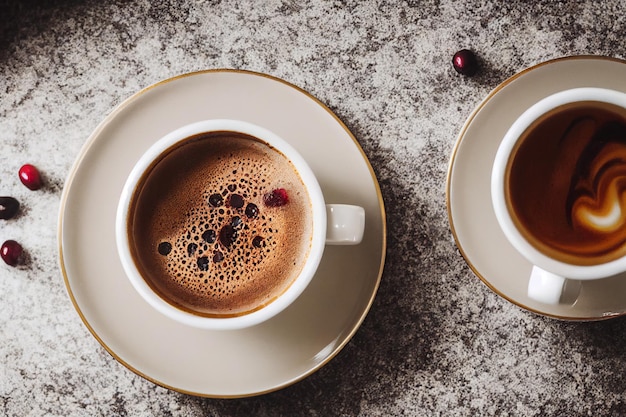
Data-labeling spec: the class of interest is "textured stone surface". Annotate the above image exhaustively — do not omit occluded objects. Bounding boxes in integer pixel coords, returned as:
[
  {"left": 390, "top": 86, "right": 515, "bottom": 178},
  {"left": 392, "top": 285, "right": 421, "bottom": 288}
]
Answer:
[{"left": 2, "top": 0, "right": 626, "bottom": 415}]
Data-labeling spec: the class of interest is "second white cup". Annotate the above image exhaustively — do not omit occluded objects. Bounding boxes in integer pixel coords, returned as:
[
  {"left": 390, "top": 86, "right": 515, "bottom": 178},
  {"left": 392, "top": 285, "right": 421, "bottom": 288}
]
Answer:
[{"left": 492, "top": 88, "right": 626, "bottom": 305}]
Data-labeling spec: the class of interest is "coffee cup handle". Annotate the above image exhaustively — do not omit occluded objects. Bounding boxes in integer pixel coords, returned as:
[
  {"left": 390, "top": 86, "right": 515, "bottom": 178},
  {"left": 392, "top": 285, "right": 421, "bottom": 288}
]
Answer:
[
  {"left": 325, "top": 204, "right": 365, "bottom": 245},
  {"left": 527, "top": 265, "right": 582, "bottom": 305}
]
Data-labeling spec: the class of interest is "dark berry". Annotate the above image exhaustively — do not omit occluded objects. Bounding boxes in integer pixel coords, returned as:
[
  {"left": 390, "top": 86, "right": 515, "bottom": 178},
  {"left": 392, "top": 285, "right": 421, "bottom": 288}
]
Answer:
[
  {"left": 231, "top": 216, "right": 243, "bottom": 228},
  {"left": 157, "top": 242, "right": 172, "bottom": 255},
  {"left": 19, "top": 164, "right": 42, "bottom": 190},
  {"left": 252, "top": 236, "right": 264, "bottom": 248},
  {"left": 202, "top": 229, "right": 216, "bottom": 243},
  {"left": 452, "top": 49, "right": 478, "bottom": 76},
  {"left": 187, "top": 242, "right": 198, "bottom": 256},
  {"left": 0, "top": 197, "right": 19, "bottom": 220},
  {"left": 245, "top": 203, "right": 259, "bottom": 218},
  {"left": 208, "top": 193, "right": 224, "bottom": 207},
  {"left": 228, "top": 194, "right": 244, "bottom": 208},
  {"left": 263, "top": 188, "right": 289, "bottom": 207},
  {"left": 219, "top": 224, "right": 237, "bottom": 248},
  {"left": 197, "top": 256, "right": 209, "bottom": 271},
  {"left": 1, "top": 240, "right": 23, "bottom": 266},
  {"left": 213, "top": 251, "right": 224, "bottom": 262}
]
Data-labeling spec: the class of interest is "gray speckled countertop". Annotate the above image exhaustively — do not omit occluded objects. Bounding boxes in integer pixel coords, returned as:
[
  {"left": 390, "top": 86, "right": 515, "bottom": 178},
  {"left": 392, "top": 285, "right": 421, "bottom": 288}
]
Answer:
[{"left": 3, "top": 1, "right": 626, "bottom": 416}]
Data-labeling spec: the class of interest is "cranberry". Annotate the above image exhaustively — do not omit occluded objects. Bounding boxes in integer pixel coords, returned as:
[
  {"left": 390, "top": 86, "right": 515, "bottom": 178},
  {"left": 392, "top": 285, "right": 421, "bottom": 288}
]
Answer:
[
  {"left": 18, "top": 164, "right": 43, "bottom": 190},
  {"left": 263, "top": 188, "right": 289, "bottom": 207},
  {"left": 452, "top": 49, "right": 479, "bottom": 76},
  {"left": 1, "top": 240, "right": 23, "bottom": 266},
  {"left": 0, "top": 197, "right": 19, "bottom": 220}
]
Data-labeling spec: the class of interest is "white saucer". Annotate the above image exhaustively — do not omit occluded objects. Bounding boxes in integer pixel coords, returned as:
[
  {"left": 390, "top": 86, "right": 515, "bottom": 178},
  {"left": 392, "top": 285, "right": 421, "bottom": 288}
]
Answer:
[
  {"left": 447, "top": 56, "right": 626, "bottom": 320},
  {"left": 58, "top": 70, "right": 386, "bottom": 397}
]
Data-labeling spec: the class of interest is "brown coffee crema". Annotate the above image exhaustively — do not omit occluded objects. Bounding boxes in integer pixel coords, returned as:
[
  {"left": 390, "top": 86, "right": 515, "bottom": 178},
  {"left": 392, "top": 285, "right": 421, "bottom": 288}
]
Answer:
[
  {"left": 128, "top": 132, "right": 313, "bottom": 317},
  {"left": 506, "top": 101, "right": 626, "bottom": 266}
]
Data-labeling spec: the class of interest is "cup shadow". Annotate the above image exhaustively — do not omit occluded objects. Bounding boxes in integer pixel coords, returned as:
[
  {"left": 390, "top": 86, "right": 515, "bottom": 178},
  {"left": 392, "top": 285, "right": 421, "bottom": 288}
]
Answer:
[{"left": 179, "top": 123, "right": 456, "bottom": 413}]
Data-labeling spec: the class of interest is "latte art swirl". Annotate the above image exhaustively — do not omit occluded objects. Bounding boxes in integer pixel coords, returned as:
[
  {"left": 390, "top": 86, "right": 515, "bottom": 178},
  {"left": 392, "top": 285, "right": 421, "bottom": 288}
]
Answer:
[
  {"left": 507, "top": 102, "right": 626, "bottom": 265},
  {"left": 573, "top": 176, "right": 626, "bottom": 233},
  {"left": 567, "top": 122, "right": 626, "bottom": 237}
]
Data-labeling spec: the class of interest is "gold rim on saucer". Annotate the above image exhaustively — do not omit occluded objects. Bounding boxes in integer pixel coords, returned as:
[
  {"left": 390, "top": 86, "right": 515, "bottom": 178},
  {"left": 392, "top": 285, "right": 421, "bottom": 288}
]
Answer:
[
  {"left": 447, "top": 55, "right": 626, "bottom": 321},
  {"left": 58, "top": 69, "right": 386, "bottom": 397}
]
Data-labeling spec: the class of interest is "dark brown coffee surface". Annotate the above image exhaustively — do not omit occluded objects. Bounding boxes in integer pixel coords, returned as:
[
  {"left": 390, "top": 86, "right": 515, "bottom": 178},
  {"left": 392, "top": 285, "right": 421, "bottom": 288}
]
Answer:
[
  {"left": 507, "top": 101, "right": 626, "bottom": 265},
  {"left": 128, "top": 132, "right": 312, "bottom": 317}
]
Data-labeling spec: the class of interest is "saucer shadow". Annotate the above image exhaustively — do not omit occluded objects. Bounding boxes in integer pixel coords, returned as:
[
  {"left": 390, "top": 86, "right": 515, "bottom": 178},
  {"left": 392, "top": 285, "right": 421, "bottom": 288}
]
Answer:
[{"left": 0, "top": 0, "right": 91, "bottom": 55}]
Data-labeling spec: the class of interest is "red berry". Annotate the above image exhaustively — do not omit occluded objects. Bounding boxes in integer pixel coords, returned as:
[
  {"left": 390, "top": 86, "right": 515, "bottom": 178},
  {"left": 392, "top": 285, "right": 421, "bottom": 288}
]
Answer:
[
  {"left": 1, "top": 240, "right": 23, "bottom": 266},
  {"left": 452, "top": 49, "right": 479, "bottom": 76},
  {"left": 0, "top": 197, "right": 20, "bottom": 220},
  {"left": 19, "top": 164, "right": 42, "bottom": 190},
  {"left": 263, "top": 188, "right": 289, "bottom": 207}
]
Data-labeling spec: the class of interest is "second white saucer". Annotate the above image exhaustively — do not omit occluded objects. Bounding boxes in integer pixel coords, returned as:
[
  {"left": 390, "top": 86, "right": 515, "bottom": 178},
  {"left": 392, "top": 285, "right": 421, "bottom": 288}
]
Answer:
[{"left": 448, "top": 56, "right": 626, "bottom": 320}]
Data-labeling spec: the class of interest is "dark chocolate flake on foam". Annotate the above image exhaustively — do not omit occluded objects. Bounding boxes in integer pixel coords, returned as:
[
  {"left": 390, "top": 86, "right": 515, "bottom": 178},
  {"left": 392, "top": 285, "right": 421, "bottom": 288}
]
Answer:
[
  {"left": 197, "top": 256, "right": 209, "bottom": 271},
  {"left": 231, "top": 216, "right": 243, "bottom": 228},
  {"left": 228, "top": 194, "right": 244, "bottom": 208},
  {"left": 219, "top": 224, "right": 237, "bottom": 247},
  {"left": 158, "top": 242, "right": 172, "bottom": 255},
  {"left": 245, "top": 203, "right": 259, "bottom": 218},
  {"left": 208, "top": 193, "right": 224, "bottom": 207},
  {"left": 202, "top": 229, "right": 216, "bottom": 243}
]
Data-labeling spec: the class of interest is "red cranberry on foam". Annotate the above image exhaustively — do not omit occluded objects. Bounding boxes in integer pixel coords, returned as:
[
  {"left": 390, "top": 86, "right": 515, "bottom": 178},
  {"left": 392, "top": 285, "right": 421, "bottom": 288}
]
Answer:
[{"left": 263, "top": 188, "right": 289, "bottom": 207}]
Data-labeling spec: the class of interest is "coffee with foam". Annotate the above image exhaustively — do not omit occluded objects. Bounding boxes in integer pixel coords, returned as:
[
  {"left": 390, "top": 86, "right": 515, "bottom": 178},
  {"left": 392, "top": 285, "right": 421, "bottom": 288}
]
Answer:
[
  {"left": 128, "top": 132, "right": 313, "bottom": 317},
  {"left": 506, "top": 101, "right": 626, "bottom": 266}
]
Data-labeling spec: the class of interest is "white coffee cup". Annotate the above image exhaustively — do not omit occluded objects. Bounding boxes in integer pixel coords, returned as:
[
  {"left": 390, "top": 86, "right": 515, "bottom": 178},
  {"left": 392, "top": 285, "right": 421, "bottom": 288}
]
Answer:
[
  {"left": 116, "top": 119, "right": 365, "bottom": 330},
  {"left": 491, "top": 88, "right": 626, "bottom": 305}
]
